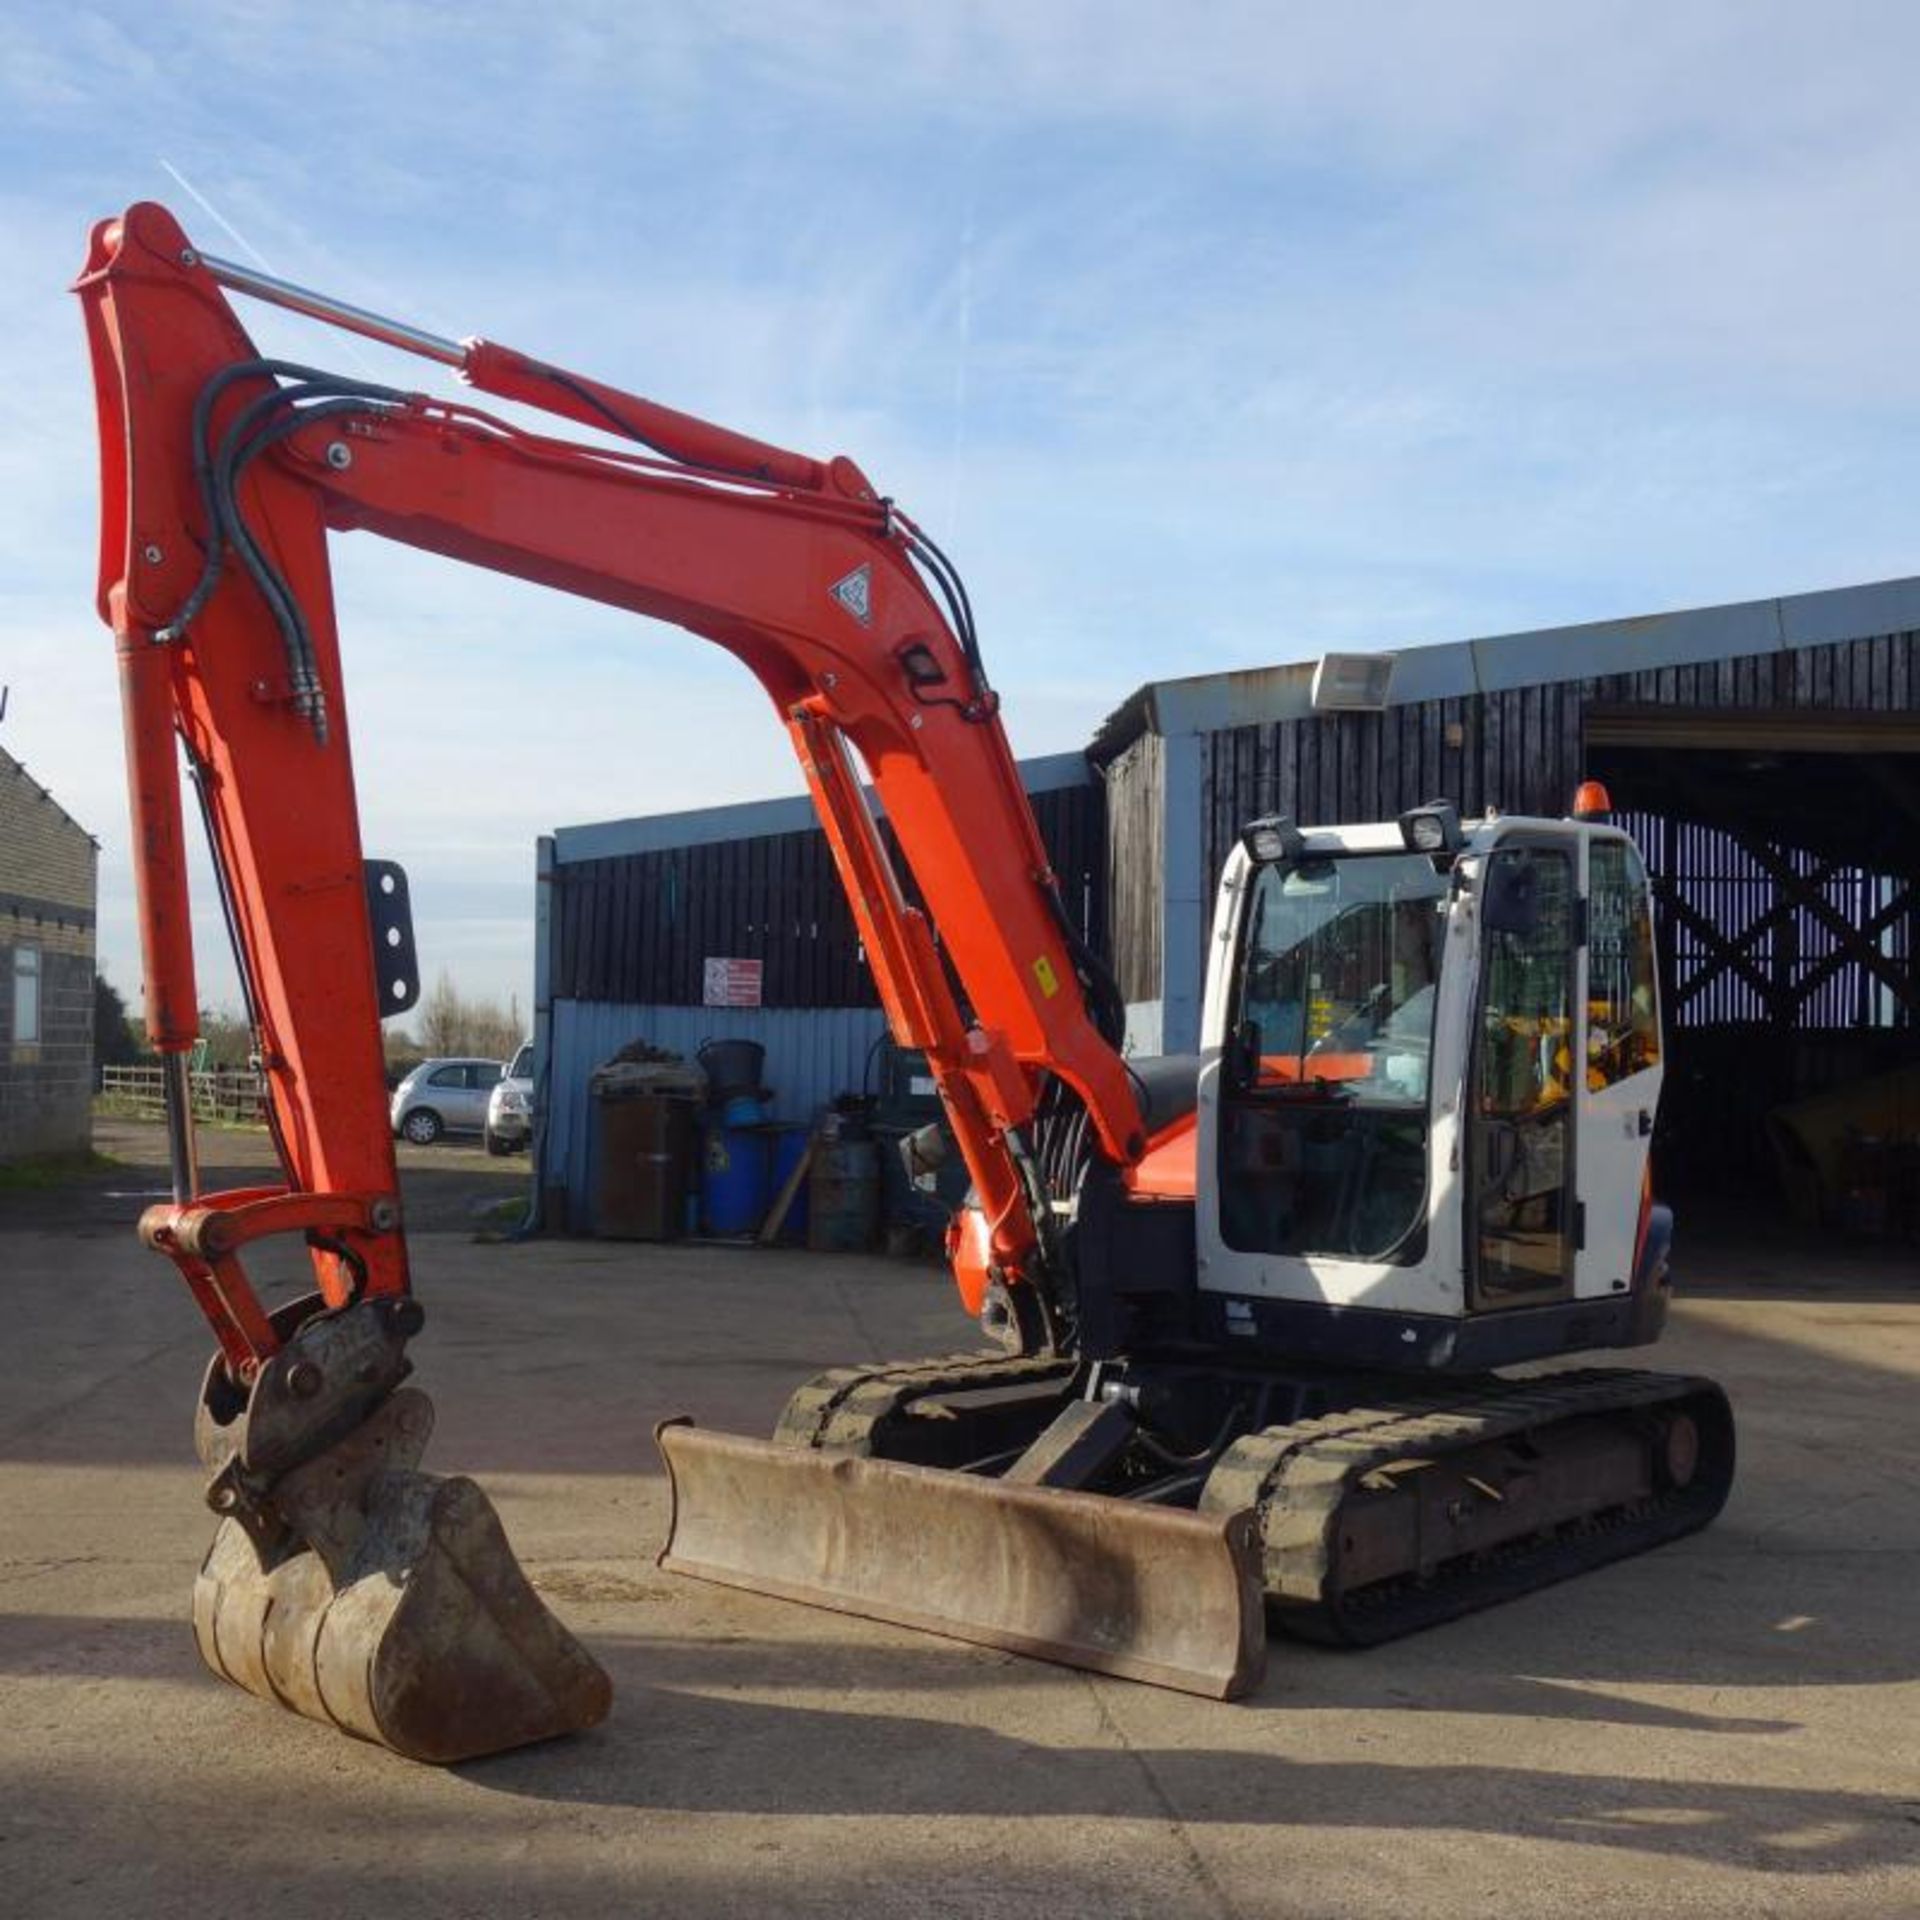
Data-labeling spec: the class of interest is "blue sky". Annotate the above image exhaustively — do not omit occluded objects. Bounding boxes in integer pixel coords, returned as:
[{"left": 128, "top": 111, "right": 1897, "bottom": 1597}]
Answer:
[{"left": 5, "top": 2, "right": 1920, "bottom": 1017}]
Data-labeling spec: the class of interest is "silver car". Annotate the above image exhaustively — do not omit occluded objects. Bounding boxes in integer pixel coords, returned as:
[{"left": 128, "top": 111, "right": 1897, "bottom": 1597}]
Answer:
[
  {"left": 485, "top": 1039, "right": 535, "bottom": 1156},
  {"left": 390, "top": 1057, "right": 503, "bottom": 1145}
]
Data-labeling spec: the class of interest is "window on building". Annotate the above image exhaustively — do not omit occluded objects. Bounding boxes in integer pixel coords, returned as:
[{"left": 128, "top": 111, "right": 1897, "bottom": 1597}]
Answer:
[{"left": 13, "top": 947, "right": 41, "bottom": 1045}]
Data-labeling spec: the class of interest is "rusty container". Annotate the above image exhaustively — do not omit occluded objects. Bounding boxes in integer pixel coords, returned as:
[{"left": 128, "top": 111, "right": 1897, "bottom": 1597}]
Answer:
[{"left": 594, "top": 1091, "right": 696, "bottom": 1239}]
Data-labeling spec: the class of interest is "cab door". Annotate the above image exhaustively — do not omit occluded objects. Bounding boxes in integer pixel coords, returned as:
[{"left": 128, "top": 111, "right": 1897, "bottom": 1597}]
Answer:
[
  {"left": 1573, "top": 834, "right": 1664, "bottom": 1298},
  {"left": 1466, "top": 835, "right": 1579, "bottom": 1308}
]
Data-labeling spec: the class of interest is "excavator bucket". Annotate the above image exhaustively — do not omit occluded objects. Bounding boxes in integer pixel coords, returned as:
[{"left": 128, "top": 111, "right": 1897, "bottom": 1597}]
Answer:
[
  {"left": 192, "top": 1389, "right": 611, "bottom": 1764},
  {"left": 656, "top": 1420, "right": 1268, "bottom": 1699}
]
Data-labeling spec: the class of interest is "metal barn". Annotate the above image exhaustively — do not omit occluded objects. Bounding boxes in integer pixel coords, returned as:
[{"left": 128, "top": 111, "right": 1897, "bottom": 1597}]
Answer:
[
  {"left": 534, "top": 752, "right": 1104, "bottom": 1229},
  {"left": 1094, "top": 574, "right": 1920, "bottom": 1220}
]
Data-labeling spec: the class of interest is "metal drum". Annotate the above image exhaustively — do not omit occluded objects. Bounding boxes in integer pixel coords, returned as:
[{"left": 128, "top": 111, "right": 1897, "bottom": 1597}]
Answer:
[
  {"left": 766, "top": 1125, "right": 811, "bottom": 1242},
  {"left": 696, "top": 1039, "right": 765, "bottom": 1103},
  {"left": 702, "top": 1126, "right": 772, "bottom": 1236},
  {"left": 808, "top": 1137, "right": 878, "bottom": 1251}
]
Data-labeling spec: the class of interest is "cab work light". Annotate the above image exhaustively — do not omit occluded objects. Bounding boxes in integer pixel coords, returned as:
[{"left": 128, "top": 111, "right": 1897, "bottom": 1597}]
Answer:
[
  {"left": 1240, "top": 815, "right": 1305, "bottom": 865},
  {"left": 1398, "top": 801, "right": 1463, "bottom": 855}
]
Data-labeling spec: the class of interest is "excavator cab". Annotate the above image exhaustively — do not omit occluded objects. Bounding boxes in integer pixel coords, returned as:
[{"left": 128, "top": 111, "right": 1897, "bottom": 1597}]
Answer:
[{"left": 1195, "top": 807, "right": 1673, "bottom": 1363}]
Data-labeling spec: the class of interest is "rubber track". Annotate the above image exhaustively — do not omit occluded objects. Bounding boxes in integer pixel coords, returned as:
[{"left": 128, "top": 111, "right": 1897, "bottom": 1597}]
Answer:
[
  {"left": 1201, "top": 1367, "right": 1735, "bottom": 1646},
  {"left": 773, "top": 1351, "right": 1079, "bottom": 1456}
]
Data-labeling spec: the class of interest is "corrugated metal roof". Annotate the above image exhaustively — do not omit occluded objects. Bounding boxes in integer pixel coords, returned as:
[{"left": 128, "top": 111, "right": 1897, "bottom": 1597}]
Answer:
[{"left": 1089, "top": 571, "right": 1920, "bottom": 760}]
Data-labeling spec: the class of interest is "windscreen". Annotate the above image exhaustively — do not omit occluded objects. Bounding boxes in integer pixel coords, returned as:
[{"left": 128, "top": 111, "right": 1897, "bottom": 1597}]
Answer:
[
  {"left": 1219, "top": 851, "right": 1448, "bottom": 1263},
  {"left": 1238, "top": 852, "right": 1447, "bottom": 1105}
]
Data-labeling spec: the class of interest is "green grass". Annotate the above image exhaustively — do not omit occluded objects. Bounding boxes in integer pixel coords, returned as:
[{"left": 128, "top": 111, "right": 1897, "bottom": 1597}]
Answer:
[
  {"left": 0, "top": 1148, "right": 121, "bottom": 1191},
  {"left": 470, "top": 1194, "right": 531, "bottom": 1242},
  {"left": 91, "top": 1096, "right": 270, "bottom": 1134}
]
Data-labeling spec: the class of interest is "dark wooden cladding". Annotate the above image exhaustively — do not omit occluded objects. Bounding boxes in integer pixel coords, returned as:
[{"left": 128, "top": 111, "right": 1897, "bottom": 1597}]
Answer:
[
  {"left": 1104, "top": 731, "right": 1164, "bottom": 1003},
  {"left": 1203, "top": 631, "right": 1920, "bottom": 884},
  {"left": 553, "top": 779, "right": 1106, "bottom": 1009},
  {"left": 1195, "top": 629, "right": 1920, "bottom": 1038}
]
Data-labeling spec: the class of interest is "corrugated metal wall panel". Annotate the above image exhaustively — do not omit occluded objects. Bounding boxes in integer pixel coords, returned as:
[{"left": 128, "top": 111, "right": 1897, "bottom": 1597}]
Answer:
[{"left": 546, "top": 1000, "right": 887, "bottom": 1230}]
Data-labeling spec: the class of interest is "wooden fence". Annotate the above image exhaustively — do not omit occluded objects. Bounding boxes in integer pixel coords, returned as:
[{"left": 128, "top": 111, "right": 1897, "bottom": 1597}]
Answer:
[{"left": 97, "top": 1064, "right": 266, "bottom": 1126}]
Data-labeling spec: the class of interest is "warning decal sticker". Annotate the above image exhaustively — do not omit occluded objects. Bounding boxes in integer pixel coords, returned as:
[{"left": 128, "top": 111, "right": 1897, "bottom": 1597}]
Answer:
[{"left": 829, "top": 563, "right": 873, "bottom": 626}]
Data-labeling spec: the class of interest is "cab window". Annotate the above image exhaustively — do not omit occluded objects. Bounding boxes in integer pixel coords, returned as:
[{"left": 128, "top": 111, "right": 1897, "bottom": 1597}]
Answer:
[
  {"left": 1218, "top": 851, "right": 1446, "bottom": 1264},
  {"left": 1235, "top": 853, "right": 1447, "bottom": 1106},
  {"left": 1587, "top": 840, "right": 1660, "bottom": 1088},
  {"left": 1477, "top": 849, "right": 1575, "bottom": 1117},
  {"left": 1470, "top": 844, "right": 1575, "bottom": 1302}
]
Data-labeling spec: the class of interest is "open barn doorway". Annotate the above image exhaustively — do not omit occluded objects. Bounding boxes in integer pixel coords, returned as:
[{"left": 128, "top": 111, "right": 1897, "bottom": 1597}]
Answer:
[{"left": 1586, "top": 706, "right": 1920, "bottom": 1251}]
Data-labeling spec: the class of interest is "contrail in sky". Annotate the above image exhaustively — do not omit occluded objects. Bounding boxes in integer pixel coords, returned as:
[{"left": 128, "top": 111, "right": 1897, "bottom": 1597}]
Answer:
[
  {"left": 944, "top": 194, "right": 977, "bottom": 546},
  {"left": 158, "top": 156, "right": 278, "bottom": 272},
  {"left": 156, "top": 156, "right": 380, "bottom": 376}
]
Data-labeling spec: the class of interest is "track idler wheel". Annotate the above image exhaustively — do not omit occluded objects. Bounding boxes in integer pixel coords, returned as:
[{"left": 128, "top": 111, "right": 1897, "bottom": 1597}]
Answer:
[
  {"left": 1659, "top": 1409, "right": 1701, "bottom": 1488},
  {"left": 192, "top": 1388, "right": 611, "bottom": 1763}
]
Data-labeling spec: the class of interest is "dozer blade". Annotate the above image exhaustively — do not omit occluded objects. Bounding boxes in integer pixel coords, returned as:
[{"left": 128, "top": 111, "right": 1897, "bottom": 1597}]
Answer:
[
  {"left": 656, "top": 1419, "right": 1267, "bottom": 1700},
  {"left": 193, "top": 1390, "right": 611, "bottom": 1763}
]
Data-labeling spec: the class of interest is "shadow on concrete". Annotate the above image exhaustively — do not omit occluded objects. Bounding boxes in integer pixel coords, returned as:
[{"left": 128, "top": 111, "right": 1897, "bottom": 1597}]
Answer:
[
  {"left": 0, "top": 1760, "right": 1235, "bottom": 1920},
  {"left": 4, "top": 1605, "right": 1915, "bottom": 1878},
  {"left": 1677, "top": 1197, "right": 1918, "bottom": 1302},
  {"left": 580, "top": 1628, "right": 1806, "bottom": 1735},
  {"left": 0, "top": 1610, "right": 197, "bottom": 1683},
  {"left": 446, "top": 1679, "right": 1919, "bottom": 1875}
]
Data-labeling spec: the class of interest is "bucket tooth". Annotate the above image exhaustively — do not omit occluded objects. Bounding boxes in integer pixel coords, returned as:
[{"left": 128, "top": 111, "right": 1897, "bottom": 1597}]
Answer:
[
  {"left": 656, "top": 1418, "right": 1267, "bottom": 1700},
  {"left": 192, "top": 1389, "right": 611, "bottom": 1763}
]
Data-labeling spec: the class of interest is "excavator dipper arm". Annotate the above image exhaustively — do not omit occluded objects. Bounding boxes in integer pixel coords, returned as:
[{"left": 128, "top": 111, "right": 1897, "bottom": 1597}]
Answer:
[{"left": 77, "top": 204, "right": 1261, "bottom": 1755}]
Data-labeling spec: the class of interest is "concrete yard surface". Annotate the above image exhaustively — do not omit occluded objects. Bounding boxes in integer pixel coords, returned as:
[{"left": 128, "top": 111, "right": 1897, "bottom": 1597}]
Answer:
[{"left": 3, "top": 1123, "right": 1917, "bottom": 1918}]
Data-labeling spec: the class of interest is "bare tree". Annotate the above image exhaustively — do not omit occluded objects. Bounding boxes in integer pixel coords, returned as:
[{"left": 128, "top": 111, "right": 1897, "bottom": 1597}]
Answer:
[
  {"left": 195, "top": 1006, "right": 258, "bottom": 1070},
  {"left": 414, "top": 970, "right": 520, "bottom": 1060},
  {"left": 415, "top": 972, "right": 462, "bottom": 1055}
]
